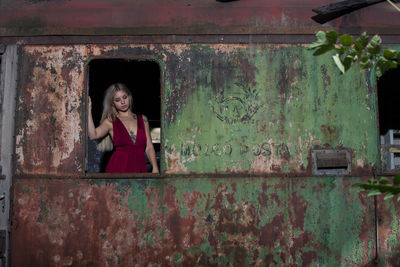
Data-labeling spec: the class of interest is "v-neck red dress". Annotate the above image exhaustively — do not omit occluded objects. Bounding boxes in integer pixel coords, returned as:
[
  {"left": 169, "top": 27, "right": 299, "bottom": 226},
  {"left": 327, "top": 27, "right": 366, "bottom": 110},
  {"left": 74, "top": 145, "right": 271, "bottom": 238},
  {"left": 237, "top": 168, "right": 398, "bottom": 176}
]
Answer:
[{"left": 105, "top": 115, "right": 147, "bottom": 173}]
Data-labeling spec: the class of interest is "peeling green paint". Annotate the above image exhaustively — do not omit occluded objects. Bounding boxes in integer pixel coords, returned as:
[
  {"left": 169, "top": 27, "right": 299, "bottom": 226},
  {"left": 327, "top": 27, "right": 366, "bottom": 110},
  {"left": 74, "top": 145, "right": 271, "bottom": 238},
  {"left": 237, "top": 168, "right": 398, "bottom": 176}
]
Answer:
[{"left": 162, "top": 44, "right": 377, "bottom": 174}]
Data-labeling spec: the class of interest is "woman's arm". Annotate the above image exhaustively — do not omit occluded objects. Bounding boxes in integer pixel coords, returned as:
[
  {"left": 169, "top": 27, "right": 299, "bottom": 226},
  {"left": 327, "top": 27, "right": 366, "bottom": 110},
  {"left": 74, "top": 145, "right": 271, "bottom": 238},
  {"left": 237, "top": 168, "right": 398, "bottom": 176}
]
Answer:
[
  {"left": 143, "top": 115, "right": 159, "bottom": 173},
  {"left": 88, "top": 97, "right": 112, "bottom": 140}
]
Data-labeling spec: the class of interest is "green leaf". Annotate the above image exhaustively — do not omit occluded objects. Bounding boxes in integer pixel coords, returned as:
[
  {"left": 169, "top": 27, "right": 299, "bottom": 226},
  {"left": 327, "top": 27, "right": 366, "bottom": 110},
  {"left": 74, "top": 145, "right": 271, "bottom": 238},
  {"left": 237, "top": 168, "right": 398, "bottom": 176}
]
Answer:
[
  {"left": 355, "top": 32, "right": 369, "bottom": 51},
  {"left": 379, "top": 177, "right": 389, "bottom": 184},
  {"left": 326, "top": 30, "right": 338, "bottom": 44},
  {"left": 368, "top": 190, "right": 382, "bottom": 197},
  {"left": 352, "top": 184, "right": 365, "bottom": 192},
  {"left": 389, "top": 60, "right": 398, "bottom": 69},
  {"left": 308, "top": 31, "right": 327, "bottom": 49},
  {"left": 348, "top": 49, "right": 358, "bottom": 58},
  {"left": 376, "top": 65, "right": 383, "bottom": 78},
  {"left": 313, "top": 44, "right": 335, "bottom": 56},
  {"left": 396, "top": 51, "right": 400, "bottom": 62},
  {"left": 343, "top": 55, "right": 354, "bottom": 71},
  {"left": 361, "top": 56, "right": 369, "bottom": 62},
  {"left": 308, "top": 42, "right": 324, "bottom": 50},
  {"left": 368, "top": 179, "right": 377, "bottom": 184},
  {"left": 360, "top": 56, "right": 372, "bottom": 69},
  {"left": 340, "top": 34, "right": 354, "bottom": 46},
  {"left": 367, "top": 35, "right": 382, "bottom": 55},
  {"left": 333, "top": 54, "right": 345, "bottom": 74},
  {"left": 394, "top": 174, "right": 400, "bottom": 184},
  {"left": 384, "top": 192, "right": 395, "bottom": 200},
  {"left": 376, "top": 57, "right": 398, "bottom": 77},
  {"left": 355, "top": 42, "right": 362, "bottom": 51},
  {"left": 360, "top": 61, "right": 373, "bottom": 70},
  {"left": 335, "top": 46, "right": 348, "bottom": 56},
  {"left": 384, "top": 49, "right": 397, "bottom": 60}
]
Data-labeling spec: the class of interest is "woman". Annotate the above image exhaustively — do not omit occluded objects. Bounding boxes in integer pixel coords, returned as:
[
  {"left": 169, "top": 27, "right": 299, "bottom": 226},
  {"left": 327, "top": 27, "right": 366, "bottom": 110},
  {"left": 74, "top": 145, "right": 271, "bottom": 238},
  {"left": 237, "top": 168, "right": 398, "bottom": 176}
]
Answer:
[{"left": 88, "top": 83, "right": 159, "bottom": 173}]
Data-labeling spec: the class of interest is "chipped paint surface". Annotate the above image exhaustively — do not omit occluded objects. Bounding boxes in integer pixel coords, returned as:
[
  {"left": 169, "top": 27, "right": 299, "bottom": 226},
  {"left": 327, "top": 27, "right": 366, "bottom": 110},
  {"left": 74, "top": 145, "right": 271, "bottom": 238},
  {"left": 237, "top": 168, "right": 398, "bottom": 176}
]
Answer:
[
  {"left": 15, "top": 44, "right": 378, "bottom": 175},
  {"left": 378, "top": 196, "right": 400, "bottom": 266},
  {"left": 12, "top": 177, "right": 375, "bottom": 266},
  {"left": 12, "top": 42, "right": 384, "bottom": 265},
  {"left": 15, "top": 46, "right": 87, "bottom": 174},
  {"left": 0, "top": 0, "right": 399, "bottom": 36},
  {"left": 161, "top": 44, "right": 378, "bottom": 174}
]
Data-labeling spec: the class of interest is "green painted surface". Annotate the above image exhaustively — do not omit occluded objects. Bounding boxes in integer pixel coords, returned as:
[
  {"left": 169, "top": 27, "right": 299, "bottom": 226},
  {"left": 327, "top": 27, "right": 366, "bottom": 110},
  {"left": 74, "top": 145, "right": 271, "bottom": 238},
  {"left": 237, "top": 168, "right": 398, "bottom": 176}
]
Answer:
[{"left": 162, "top": 44, "right": 378, "bottom": 174}]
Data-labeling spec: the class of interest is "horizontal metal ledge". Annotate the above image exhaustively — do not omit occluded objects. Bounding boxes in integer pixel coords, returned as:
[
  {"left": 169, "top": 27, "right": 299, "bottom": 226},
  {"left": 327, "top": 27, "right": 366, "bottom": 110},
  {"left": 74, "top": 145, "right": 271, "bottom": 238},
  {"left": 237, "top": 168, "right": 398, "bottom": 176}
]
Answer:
[
  {"left": 1, "top": 34, "right": 400, "bottom": 45},
  {"left": 0, "top": 34, "right": 317, "bottom": 45},
  {"left": 13, "top": 171, "right": 374, "bottom": 180}
]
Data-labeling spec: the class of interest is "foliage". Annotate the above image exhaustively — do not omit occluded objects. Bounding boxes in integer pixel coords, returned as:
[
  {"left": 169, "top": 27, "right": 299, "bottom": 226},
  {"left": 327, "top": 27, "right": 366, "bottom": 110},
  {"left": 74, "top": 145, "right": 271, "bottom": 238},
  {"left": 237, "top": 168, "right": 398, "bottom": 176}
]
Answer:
[
  {"left": 308, "top": 30, "right": 400, "bottom": 78},
  {"left": 353, "top": 174, "right": 400, "bottom": 200}
]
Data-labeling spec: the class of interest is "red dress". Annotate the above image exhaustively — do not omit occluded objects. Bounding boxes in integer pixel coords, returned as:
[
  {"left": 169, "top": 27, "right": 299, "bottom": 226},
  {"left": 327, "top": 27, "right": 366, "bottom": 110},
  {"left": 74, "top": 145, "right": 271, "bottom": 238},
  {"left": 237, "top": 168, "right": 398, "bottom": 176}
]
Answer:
[{"left": 105, "top": 115, "right": 147, "bottom": 173}]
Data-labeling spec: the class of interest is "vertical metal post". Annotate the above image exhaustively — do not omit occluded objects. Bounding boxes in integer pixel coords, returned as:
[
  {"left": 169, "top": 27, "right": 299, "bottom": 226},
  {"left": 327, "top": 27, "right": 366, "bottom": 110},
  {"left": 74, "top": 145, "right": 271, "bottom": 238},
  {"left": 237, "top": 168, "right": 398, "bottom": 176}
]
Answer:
[
  {"left": 373, "top": 167, "right": 379, "bottom": 265},
  {"left": 0, "top": 45, "right": 18, "bottom": 267}
]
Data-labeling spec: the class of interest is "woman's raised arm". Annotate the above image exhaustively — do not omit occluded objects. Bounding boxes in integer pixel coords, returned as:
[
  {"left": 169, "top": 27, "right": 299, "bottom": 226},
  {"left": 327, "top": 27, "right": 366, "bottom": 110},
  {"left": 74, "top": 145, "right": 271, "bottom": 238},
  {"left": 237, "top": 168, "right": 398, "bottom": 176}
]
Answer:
[{"left": 88, "top": 97, "right": 112, "bottom": 140}]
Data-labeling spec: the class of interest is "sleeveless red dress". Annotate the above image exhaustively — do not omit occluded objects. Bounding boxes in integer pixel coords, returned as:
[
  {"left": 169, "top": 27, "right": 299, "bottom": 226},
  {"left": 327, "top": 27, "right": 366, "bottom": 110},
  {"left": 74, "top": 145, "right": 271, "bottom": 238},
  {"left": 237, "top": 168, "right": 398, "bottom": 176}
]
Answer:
[{"left": 105, "top": 115, "right": 147, "bottom": 173}]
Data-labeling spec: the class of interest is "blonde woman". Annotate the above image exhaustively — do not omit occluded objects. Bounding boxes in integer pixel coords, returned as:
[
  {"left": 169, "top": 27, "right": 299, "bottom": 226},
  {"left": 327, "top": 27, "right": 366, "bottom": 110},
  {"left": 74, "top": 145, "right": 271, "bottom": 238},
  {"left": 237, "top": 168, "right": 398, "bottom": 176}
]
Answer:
[{"left": 88, "top": 83, "right": 159, "bottom": 173}]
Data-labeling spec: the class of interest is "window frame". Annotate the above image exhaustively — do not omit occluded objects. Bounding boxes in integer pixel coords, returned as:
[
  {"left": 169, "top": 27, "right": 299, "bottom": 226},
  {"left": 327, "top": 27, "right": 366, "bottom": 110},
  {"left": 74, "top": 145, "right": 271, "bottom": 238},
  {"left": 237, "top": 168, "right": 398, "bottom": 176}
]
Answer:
[{"left": 84, "top": 57, "right": 164, "bottom": 178}]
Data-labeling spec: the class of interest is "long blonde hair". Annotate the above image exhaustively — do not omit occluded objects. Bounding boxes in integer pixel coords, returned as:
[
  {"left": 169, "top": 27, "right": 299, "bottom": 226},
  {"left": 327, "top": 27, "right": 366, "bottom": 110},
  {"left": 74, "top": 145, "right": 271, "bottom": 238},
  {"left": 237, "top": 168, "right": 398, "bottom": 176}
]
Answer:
[{"left": 97, "top": 83, "right": 133, "bottom": 151}]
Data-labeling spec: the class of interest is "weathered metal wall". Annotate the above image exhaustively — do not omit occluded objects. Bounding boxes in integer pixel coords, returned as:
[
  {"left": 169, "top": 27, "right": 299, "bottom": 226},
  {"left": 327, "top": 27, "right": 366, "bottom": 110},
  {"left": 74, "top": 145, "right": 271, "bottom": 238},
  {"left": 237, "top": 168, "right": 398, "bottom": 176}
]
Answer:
[
  {"left": 0, "top": 0, "right": 399, "bottom": 36},
  {"left": 10, "top": 43, "right": 382, "bottom": 265},
  {"left": 12, "top": 177, "right": 375, "bottom": 266},
  {"left": 14, "top": 44, "right": 378, "bottom": 176}
]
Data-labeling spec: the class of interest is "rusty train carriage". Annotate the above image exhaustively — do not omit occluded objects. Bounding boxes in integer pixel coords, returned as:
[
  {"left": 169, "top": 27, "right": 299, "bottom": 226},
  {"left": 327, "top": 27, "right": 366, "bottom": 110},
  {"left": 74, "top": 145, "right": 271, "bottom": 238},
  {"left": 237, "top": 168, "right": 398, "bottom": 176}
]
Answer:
[{"left": 1, "top": 0, "right": 400, "bottom": 266}]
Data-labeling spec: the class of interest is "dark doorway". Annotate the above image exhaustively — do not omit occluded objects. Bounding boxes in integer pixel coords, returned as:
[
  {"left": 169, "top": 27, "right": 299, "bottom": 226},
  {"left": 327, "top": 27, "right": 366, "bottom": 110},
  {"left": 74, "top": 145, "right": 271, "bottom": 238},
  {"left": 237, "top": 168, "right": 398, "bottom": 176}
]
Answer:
[
  {"left": 378, "top": 67, "right": 400, "bottom": 136},
  {"left": 378, "top": 66, "right": 400, "bottom": 170},
  {"left": 87, "top": 59, "right": 161, "bottom": 173}
]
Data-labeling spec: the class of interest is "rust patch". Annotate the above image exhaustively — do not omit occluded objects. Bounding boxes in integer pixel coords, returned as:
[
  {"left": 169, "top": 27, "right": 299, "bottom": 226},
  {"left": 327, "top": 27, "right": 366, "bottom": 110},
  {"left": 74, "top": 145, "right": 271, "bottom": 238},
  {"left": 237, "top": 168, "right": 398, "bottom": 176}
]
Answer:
[
  {"left": 320, "top": 124, "right": 339, "bottom": 145},
  {"left": 15, "top": 46, "right": 85, "bottom": 175}
]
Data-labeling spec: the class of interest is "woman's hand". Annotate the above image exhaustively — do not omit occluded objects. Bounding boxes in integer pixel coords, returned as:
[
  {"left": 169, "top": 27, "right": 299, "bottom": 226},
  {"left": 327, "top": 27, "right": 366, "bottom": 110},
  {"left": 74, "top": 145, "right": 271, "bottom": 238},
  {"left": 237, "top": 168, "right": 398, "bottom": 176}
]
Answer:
[{"left": 87, "top": 96, "right": 112, "bottom": 140}]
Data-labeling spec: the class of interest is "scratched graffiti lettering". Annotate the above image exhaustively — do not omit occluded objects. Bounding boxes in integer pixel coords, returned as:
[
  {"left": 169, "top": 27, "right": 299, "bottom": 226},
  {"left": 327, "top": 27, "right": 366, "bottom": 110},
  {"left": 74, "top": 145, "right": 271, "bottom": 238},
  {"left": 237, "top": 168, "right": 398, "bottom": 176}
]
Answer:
[
  {"left": 165, "top": 142, "right": 290, "bottom": 159},
  {"left": 209, "top": 84, "right": 262, "bottom": 124}
]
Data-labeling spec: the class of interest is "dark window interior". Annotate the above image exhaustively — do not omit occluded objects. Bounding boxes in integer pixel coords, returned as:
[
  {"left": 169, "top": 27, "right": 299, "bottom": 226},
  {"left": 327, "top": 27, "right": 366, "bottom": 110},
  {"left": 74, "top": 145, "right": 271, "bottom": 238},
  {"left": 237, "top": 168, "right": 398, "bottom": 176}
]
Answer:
[
  {"left": 378, "top": 67, "right": 400, "bottom": 136},
  {"left": 87, "top": 59, "right": 161, "bottom": 173}
]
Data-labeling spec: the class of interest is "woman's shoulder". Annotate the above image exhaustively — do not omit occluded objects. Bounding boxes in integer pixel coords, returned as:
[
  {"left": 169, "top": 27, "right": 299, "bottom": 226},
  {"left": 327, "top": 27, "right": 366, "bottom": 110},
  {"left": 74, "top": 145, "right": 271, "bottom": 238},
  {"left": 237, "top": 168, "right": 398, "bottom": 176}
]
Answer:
[
  {"left": 102, "top": 117, "right": 114, "bottom": 127},
  {"left": 137, "top": 114, "right": 149, "bottom": 124},
  {"left": 133, "top": 113, "right": 146, "bottom": 120}
]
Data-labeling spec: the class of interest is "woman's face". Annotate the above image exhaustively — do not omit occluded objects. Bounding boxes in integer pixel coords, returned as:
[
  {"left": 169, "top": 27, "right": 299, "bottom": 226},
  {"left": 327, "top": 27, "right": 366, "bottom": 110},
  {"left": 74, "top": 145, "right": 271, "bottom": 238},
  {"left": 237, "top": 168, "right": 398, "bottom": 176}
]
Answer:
[{"left": 113, "top": 90, "right": 130, "bottom": 112}]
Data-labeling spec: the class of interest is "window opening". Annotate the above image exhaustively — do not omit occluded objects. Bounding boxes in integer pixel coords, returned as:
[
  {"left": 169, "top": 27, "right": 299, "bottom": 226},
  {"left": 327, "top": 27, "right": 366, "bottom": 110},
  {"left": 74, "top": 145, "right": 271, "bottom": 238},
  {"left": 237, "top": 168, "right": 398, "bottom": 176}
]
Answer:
[
  {"left": 87, "top": 59, "right": 161, "bottom": 173},
  {"left": 378, "top": 67, "right": 400, "bottom": 170}
]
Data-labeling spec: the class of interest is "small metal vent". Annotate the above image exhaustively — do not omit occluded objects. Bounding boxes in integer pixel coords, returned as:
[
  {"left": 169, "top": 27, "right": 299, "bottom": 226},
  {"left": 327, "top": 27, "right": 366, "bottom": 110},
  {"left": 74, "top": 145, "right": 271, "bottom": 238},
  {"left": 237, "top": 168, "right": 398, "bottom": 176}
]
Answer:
[{"left": 312, "top": 149, "right": 351, "bottom": 175}]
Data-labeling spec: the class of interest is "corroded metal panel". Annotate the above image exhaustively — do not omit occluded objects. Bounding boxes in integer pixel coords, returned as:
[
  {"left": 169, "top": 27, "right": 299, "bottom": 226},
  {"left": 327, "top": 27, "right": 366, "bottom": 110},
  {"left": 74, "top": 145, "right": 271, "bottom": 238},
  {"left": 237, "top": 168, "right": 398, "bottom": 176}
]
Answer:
[
  {"left": 15, "top": 43, "right": 378, "bottom": 175},
  {"left": 161, "top": 44, "right": 378, "bottom": 174},
  {"left": 15, "top": 46, "right": 87, "bottom": 175},
  {"left": 11, "top": 177, "right": 375, "bottom": 266},
  {"left": 378, "top": 196, "right": 400, "bottom": 266},
  {"left": 0, "top": 0, "right": 399, "bottom": 36}
]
